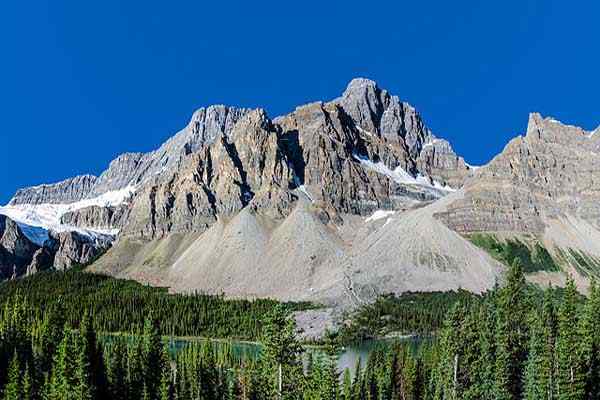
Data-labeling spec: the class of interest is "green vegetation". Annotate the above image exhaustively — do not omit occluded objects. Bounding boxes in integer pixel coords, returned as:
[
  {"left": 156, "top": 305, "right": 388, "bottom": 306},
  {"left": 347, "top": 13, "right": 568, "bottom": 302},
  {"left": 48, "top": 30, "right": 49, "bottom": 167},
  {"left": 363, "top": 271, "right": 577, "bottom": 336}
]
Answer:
[
  {"left": 0, "top": 269, "right": 313, "bottom": 340},
  {"left": 468, "top": 233, "right": 560, "bottom": 273},
  {"left": 2, "top": 261, "right": 600, "bottom": 399},
  {"left": 338, "top": 290, "right": 478, "bottom": 343},
  {"left": 2, "top": 262, "right": 600, "bottom": 399},
  {"left": 555, "top": 247, "right": 600, "bottom": 279}
]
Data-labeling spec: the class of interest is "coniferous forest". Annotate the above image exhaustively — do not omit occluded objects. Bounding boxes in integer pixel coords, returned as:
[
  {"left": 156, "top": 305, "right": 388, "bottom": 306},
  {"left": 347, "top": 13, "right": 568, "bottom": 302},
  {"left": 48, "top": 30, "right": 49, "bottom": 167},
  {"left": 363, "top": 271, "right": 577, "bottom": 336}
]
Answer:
[{"left": 1, "top": 261, "right": 600, "bottom": 399}]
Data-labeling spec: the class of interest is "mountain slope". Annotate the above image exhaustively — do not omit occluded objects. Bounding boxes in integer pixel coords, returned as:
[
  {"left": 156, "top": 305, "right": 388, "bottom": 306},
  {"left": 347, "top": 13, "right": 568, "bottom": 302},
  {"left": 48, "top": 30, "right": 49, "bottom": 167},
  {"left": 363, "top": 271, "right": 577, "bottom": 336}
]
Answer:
[{"left": 14, "top": 80, "right": 600, "bottom": 304}]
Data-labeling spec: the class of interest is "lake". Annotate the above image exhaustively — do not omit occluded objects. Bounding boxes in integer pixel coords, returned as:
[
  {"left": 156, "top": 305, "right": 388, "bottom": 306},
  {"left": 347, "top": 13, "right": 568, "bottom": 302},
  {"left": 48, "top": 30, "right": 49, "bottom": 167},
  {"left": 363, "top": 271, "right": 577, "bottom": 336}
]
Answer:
[{"left": 165, "top": 335, "right": 427, "bottom": 375}]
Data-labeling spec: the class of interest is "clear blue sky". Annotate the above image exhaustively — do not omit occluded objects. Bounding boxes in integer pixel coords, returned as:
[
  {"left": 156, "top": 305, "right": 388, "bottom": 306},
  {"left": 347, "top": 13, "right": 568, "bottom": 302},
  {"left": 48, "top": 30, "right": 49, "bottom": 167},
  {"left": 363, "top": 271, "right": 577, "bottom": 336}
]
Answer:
[{"left": 2, "top": 1, "right": 599, "bottom": 204}]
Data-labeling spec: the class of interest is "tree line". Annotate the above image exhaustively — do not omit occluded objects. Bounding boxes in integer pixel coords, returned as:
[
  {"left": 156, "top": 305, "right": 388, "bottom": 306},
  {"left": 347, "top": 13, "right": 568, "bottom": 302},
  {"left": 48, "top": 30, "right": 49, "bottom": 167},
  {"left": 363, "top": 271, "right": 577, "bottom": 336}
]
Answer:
[
  {"left": 0, "top": 269, "right": 312, "bottom": 340},
  {"left": 1, "top": 260, "right": 600, "bottom": 399}
]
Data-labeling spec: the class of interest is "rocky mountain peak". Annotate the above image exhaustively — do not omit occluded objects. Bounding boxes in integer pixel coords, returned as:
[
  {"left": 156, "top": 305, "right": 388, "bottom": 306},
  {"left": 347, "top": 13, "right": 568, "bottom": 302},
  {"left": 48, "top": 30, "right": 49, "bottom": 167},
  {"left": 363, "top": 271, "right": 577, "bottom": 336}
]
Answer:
[
  {"left": 525, "top": 112, "right": 591, "bottom": 144},
  {"left": 335, "top": 78, "right": 390, "bottom": 135}
]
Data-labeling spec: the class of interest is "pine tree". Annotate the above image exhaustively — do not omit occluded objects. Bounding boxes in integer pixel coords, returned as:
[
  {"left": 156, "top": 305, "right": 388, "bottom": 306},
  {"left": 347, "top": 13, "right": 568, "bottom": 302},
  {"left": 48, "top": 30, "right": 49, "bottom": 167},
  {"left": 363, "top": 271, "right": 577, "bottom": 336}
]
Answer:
[
  {"left": 142, "top": 318, "right": 166, "bottom": 400},
  {"left": 22, "top": 363, "right": 33, "bottom": 400},
  {"left": 351, "top": 358, "right": 362, "bottom": 400},
  {"left": 556, "top": 278, "right": 585, "bottom": 400},
  {"left": 2, "top": 352, "right": 21, "bottom": 400},
  {"left": 128, "top": 340, "right": 145, "bottom": 400},
  {"left": 524, "top": 288, "right": 558, "bottom": 400},
  {"left": 342, "top": 368, "right": 352, "bottom": 400},
  {"left": 159, "top": 361, "right": 173, "bottom": 400},
  {"left": 578, "top": 279, "right": 600, "bottom": 400},
  {"left": 524, "top": 310, "right": 546, "bottom": 400},
  {"left": 319, "top": 332, "right": 340, "bottom": 400},
  {"left": 49, "top": 328, "right": 80, "bottom": 400},
  {"left": 433, "top": 302, "right": 470, "bottom": 399},
  {"left": 107, "top": 339, "right": 127, "bottom": 400},
  {"left": 75, "top": 333, "right": 93, "bottom": 400},
  {"left": 494, "top": 259, "right": 529, "bottom": 400},
  {"left": 261, "top": 305, "right": 303, "bottom": 399},
  {"left": 473, "top": 297, "right": 497, "bottom": 400},
  {"left": 79, "top": 313, "right": 108, "bottom": 399}
]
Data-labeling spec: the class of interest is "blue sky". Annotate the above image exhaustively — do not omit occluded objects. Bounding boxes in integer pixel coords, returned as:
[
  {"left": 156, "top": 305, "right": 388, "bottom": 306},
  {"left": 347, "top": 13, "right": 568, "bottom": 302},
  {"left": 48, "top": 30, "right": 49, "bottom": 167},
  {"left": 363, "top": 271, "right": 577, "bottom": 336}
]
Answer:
[{"left": 1, "top": 1, "right": 599, "bottom": 204}]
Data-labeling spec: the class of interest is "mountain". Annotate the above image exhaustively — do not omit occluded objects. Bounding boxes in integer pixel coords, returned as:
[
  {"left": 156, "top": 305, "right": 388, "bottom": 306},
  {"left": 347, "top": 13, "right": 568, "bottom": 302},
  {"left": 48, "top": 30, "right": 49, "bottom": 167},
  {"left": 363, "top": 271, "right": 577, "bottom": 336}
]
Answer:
[{"left": 2, "top": 78, "right": 597, "bottom": 306}]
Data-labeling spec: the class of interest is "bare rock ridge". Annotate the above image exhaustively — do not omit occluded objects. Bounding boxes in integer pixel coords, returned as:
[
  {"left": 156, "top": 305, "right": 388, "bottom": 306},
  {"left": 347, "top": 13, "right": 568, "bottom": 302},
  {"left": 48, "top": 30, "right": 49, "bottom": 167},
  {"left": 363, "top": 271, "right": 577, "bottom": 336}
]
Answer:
[
  {"left": 436, "top": 113, "right": 600, "bottom": 234},
  {"left": 0, "top": 214, "right": 111, "bottom": 279},
  {"left": 4, "top": 78, "right": 597, "bottom": 305}
]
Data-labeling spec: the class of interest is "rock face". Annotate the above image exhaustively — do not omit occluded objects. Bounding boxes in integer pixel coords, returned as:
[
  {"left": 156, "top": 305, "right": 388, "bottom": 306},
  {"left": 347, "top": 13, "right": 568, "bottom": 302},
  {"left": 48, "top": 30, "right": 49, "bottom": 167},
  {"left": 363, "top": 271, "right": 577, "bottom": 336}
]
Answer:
[
  {"left": 436, "top": 113, "right": 600, "bottom": 234},
  {"left": 52, "top": 231, "right": 111, "bottom": 271},
  {"left": 10, "top": 175, "right": 98, "bottom": 205},
  {"left": 2, "top": 78, "right": 526, "bottom": 305},
  {"left": 0, "top": 216, "right": 40, "bottom": 278},
  {"left": 0, "top": 214, "right": 112, "bottom": 278},
  {"left": 121, "top": 109, "right": 296, "bottom": 238},
  {"left": 60, "top": 205, "right": 127, "bottom": 231},
  {"left": 117, "top": 78, "right": 472, "bottom": 240}
]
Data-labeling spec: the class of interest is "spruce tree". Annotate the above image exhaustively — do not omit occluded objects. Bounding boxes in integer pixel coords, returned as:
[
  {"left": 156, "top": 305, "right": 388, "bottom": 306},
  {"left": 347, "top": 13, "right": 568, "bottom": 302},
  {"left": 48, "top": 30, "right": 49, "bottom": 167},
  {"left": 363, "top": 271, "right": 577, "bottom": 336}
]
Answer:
[
  {"left": 261, "top": 305, "right": 302, "bottom": 399},
  {"left": 556, "top": 278, "right": 585, "bottom": 400},
  {"left": 49, "top": 328, "right": 80, "bottom": 400},
  {"left": 142, "top": 318, "right": 166, "bottom": 400},
  {"left": 22, "top": 363, "right": 33, "bottom": 400},
  {"left": 494, "top": 259, "right": 529, "bottom": 400},
  {"left": 79, "top": 314, "right": 108, "bottom": 399},
  {"left": 107, "top": 339, "right": 127, "bottom": 400},
  {"left": 578, "top": 280, "right": 600, "bottom": 400},
  {"left": 2, "top": 352, "right": 21, "bottom": 400},
  {"left": 524, "top": 288, "right": 558, "bottom": 400},
  {"left": 342, "top": 368, "right": 352, "bottom": 400}
]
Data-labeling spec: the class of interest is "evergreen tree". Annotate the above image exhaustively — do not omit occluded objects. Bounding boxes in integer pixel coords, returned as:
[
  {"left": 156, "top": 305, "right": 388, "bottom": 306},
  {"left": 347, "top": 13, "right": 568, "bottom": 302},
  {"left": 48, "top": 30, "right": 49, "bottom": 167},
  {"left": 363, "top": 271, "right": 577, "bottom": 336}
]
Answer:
[
  {"left": 158, "top": 361, "right": 173, "bottom": 400},
  {"left": 261, "top": 305, "right": 302, "bottom": 399},
  {"left": 524, "top": 288, "right": 558, "bottom": 400},
  {"left": 342, "top": 368, "right": 352, "bottom": 400},
  {"left": 556, "top": 278, "right": 585, "bottom": 400},
  {"left": 22, "top": 363, "right": 33, "bottom": 400},
  {"left": 127, "top": 341, "right": 145, "bottom": 400},
  {"left": 49, "top": 328, "right": 80, "bottom": 400},
  {"left": 494, "top": 259, "right": 529, "bottom": 400},
  {"left": 2, "top": 352, "right": 21, "bottom": 400},
  {"left": 107, "top": 339, "right": 127, "bottom": 400},
  {"left": 141, "top": 318, "right": 166, "bottom": 400},
  {"left": 433, "top": 302, "right": 470, "bottom": 399},
  {"left": 473, "top": 297, "right": 497, "bottom": 400},
  {"left": 79, "top": 313, "right": 108, "bottom": 399},
  {"left": 578, "top": 279, "right": 600, "bottom": 400},
  {"left": 319, "top": 332, "right": 340, "bottom": 400}
]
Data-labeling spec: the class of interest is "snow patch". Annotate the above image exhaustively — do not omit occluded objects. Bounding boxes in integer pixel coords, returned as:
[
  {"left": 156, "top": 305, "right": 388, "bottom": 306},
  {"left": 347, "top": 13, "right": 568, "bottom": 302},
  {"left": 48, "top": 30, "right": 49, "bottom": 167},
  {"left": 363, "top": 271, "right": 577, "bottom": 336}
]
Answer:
[
  {"left": 365, "top": 210, "right": 396, "bottom": 223},
  {"left": 465, "top": 162, "right": 481, "bottom": 171},
  {"left": 291, "top": 167, "right": 314, "bottom": 203},
  {"left": 0, "top": 186, "right": 135, "bottom": 242},
  {"left": 353, "top": 153, "right": 455, "bottom": 193}
]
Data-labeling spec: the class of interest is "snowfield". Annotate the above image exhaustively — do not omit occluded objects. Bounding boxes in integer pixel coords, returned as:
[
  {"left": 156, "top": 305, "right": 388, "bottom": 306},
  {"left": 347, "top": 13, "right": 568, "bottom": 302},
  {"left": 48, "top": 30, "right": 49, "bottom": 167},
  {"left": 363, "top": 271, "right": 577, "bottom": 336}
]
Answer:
[
  {"left": 0, "top": 186, "right": 134, "bottom": 245},
  {"left": 352, "top": 153, "right": 455, "bottom": 193}
]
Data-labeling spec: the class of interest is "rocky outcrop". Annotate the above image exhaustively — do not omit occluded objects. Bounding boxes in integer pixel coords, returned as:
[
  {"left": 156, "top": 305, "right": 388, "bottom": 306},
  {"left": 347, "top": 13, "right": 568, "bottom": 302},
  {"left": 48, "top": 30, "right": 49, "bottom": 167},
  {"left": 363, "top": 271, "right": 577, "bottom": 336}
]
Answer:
[
  {"left": 10, "top": 175, "right": 98, "bottom": 205},
  {"left": 121, "top": 109, "right": 296, "bottom": 238},
  {"left": 436, "top": 113, "right": 600, "bottom": 234},
  {"left": 0, "top": 214, "right": 112, "bottom": 277},
  {"left": 0, "top": 216, "right": 40, "bottom": 278},
  {"left": 26, "top": 247, "right": 54, "bottom": 276},
  {"left": 0, "top": 217, "right": 39, "bottom": 262},
  {"left": 52, "top": 231, "right": 111, "bottom": 271},
  {"left": 60, "top": 205, "right": 127, "bottom": 231},
  {"left": 332, "top": 78, "right": 470, "bottom": 188}
]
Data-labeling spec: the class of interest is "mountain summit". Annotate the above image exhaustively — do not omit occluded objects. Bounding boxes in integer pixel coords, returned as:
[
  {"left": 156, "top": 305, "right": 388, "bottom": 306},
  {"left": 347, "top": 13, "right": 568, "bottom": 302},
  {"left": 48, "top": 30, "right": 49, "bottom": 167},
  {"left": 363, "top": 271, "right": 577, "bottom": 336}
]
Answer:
[{"left": 1, "top": 80, "right": 597, "bottom": 306}]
